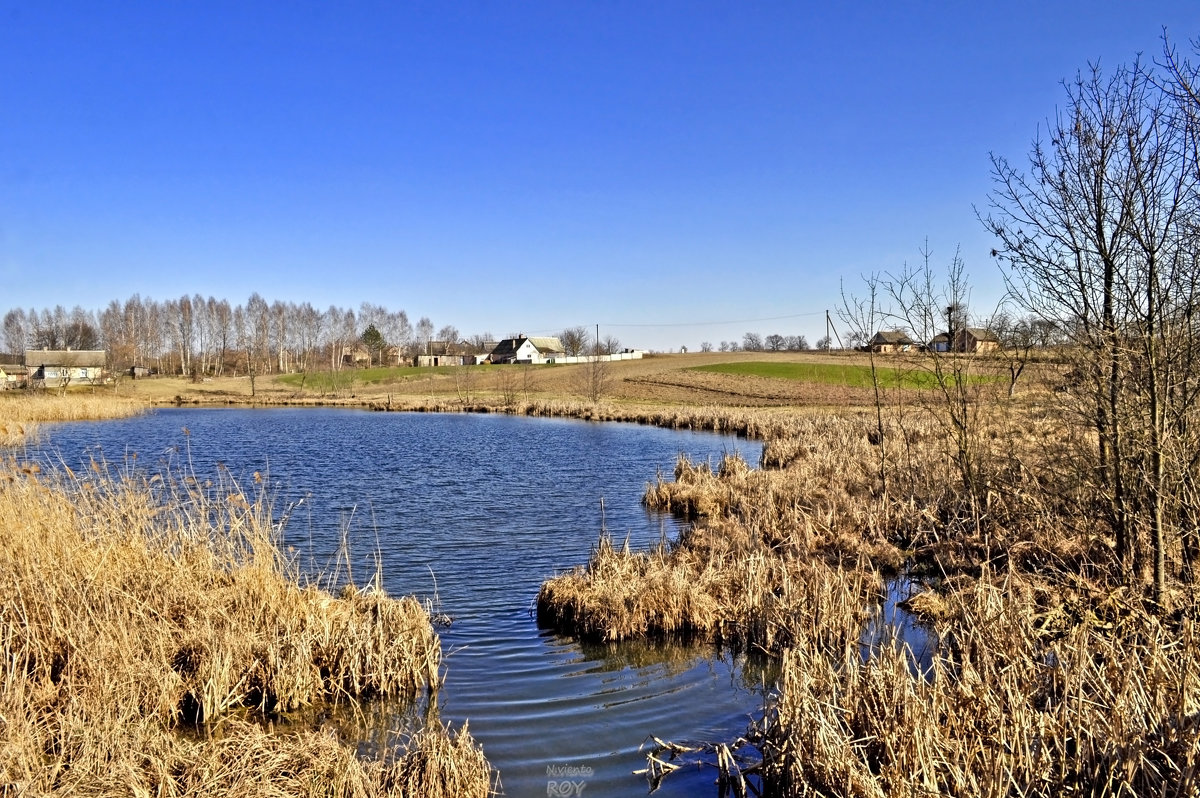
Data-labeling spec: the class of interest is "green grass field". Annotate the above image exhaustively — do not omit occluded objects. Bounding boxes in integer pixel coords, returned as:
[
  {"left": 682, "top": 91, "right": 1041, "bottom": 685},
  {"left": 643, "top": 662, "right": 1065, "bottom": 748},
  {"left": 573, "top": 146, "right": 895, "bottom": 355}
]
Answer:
[{"left": 689, "top": 360, "right": 990, "bottom": 390}]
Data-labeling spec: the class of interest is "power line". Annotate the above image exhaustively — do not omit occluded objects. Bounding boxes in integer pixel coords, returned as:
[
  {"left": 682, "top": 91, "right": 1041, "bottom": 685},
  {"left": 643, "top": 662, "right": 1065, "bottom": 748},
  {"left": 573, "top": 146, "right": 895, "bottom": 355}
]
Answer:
[{"left": 595, "top": 311, "right": 826, "bottom": 329}]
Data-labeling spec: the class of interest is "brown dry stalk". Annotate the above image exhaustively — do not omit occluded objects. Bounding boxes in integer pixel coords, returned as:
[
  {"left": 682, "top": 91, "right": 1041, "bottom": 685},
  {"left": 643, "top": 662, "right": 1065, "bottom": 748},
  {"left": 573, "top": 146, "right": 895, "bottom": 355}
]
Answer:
[
  {"left": 0, "top": 459, "right": 491, "bottom": 797},
  {"left": 537, "top": 400, "right": 1200, "bottom": 796},
  {"left": 757, "top": 570, "right": 1200, "bottom": 797},
  {"left": 0, "top": 392, "right": 145, "bottom": 446}
]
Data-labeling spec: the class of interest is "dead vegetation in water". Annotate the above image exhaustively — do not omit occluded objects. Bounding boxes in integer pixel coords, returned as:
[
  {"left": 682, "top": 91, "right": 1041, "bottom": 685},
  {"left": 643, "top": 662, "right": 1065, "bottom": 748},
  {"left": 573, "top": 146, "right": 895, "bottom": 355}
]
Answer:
[
  {"left": 0, "top": 458, "right": 492, "bottom": 798},
  {"left": 536, "top": 526, "right": 883, "bottom": 652},
  {"left": 0, "top": 392, "right": 145, "bottom": 446},
  {"left": 538, "top": 392, "right": 1200, "bottom": 796},
  {"left": 754, "top": 569, "right": 1200, "bottom": 797}
]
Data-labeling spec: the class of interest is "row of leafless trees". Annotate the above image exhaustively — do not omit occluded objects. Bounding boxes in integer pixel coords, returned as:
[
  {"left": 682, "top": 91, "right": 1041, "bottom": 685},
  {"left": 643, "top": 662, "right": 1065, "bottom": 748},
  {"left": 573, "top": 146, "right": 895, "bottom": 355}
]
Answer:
[
  {"left": 2, "top": 295, "right": 459, "bottom": 377},
  {"left": 990, "top": 38, "right": 1200, "bottom": 601},
  {"left": 695, "top": 333, "right": 826, "bottom": 352}
]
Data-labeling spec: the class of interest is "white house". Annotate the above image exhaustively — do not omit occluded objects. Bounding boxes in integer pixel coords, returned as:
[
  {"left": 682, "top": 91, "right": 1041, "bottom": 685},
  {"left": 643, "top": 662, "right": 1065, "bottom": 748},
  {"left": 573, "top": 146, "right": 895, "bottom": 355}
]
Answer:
[{"left": 488, "top": 335, "right": 566, "bottom": 364}]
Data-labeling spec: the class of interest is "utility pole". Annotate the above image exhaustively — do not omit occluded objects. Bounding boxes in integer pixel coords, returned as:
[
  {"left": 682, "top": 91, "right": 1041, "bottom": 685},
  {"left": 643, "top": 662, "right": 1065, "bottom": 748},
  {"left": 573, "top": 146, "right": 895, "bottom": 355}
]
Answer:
[{"left": 825, "top": 310, "right": 845, "bottom": 350}]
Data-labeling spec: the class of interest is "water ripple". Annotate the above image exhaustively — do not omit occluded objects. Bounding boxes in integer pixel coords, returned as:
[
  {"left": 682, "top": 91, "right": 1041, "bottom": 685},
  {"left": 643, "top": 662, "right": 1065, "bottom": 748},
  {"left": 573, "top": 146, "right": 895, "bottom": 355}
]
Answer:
[{"left": 39, "top": 407, "right": 764, "bottom": 798}]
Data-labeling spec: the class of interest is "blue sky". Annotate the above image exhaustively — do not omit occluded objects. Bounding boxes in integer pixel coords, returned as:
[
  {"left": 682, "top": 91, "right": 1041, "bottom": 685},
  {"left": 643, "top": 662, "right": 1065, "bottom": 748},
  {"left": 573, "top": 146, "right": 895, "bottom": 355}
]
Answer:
[{"left": 3, "top": 1, "right": 1199, "bottom": 351}]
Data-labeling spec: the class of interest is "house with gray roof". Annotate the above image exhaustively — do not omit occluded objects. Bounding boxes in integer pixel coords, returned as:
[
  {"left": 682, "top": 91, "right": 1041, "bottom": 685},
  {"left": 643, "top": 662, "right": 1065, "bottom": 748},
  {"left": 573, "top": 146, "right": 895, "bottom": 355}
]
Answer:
[
  {"left": 868, "top": 331, "right": 914, "bottom": 353},
  {"left": 488, "top": 335, "right": 566, "bottom": 364},
  {"left": 25, "top": 349, "right": 107, "bottom": 388},
  {"left": 0, "top": 353, "right": 25, "bottom": 389},
  {"left": 954, "top": 327, "right": 999, "bottom": 353}
]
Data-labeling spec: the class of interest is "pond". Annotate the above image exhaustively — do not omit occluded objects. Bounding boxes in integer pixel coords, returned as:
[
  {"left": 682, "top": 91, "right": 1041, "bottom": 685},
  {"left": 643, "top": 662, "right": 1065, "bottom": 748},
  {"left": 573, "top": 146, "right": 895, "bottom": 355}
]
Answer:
[{"left": 33, "top": 407, "right": 768, "bottom": 797}]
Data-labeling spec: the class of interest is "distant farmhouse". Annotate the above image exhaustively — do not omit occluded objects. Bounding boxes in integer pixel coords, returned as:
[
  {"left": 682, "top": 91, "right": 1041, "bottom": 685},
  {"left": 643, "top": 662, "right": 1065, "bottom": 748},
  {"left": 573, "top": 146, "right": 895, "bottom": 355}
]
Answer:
[
  {"left": 923, "top": 327, "right": 1000, "bottom": 354},
  {"left": 928, "top": 332, "right": 952, "bottom": 353},
  {"left": 870, "top": 328, "right": 1000, "bottom": 355},
  {"left": 953, "top": 327, "right": 999, "bottom": 353},
  {"left": 414, "top": 340, "right": 489, "bottom": 367},
  {"left": 24, "top": 349, "right": 107, "bottom": 388},
  {"left": 485, "top": 334, "right": 647, "bottom": 365},
  {"left": 868, "top": 331, "right": 914, "bottom": 353},
  {"left": 488, "top": 335, "right": 567, "bottom": 364},
  {"left": 0, "top": 353, "right": 26, "bottom": 389}
]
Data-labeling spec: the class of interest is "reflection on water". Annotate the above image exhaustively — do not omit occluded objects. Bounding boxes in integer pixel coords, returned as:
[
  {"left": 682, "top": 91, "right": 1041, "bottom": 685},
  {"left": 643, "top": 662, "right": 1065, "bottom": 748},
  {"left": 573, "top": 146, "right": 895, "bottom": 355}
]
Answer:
[
  {"left": 860, "top": 575, "right": 939, "bottom": 675},
  {"left": 36, "top": 408, "right": 765, "bottom": 797}
]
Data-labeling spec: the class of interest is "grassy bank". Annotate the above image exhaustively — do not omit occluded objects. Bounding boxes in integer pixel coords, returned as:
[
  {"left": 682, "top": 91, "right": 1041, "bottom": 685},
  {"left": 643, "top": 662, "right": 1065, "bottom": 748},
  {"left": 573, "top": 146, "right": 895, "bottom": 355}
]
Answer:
[{"left": 0, "top": 458, "right": 491, "bottom": 797}]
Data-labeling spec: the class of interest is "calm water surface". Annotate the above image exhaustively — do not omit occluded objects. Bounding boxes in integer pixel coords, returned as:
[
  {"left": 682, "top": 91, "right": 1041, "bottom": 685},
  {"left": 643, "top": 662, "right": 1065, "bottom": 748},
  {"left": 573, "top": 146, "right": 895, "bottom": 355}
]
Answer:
[{"left": 37, "top": 408, "right": 767, "bottom": 797}]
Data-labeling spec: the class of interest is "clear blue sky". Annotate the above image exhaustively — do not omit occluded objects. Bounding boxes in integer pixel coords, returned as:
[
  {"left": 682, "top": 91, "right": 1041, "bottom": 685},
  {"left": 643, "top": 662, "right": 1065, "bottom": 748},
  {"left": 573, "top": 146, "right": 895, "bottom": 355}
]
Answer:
[{"left": 3, "top": 1, "right": 1198, "bottom": 351}]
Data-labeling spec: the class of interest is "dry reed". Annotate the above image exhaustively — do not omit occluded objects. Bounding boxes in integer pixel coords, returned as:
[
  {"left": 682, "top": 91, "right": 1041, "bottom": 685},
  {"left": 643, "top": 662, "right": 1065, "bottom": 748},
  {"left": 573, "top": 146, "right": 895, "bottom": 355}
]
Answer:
[
  {"left": 756, "top": 568, "right": 1200, "bottom": 797},
  {"left": 0, "top": 392, "right": 146, "bottom": 446},
  {"left": 538, "top": 397, "right": 1200, "bottom": 796},
  {"left": 536, "top": 522, "right": 884, "bottom": 652},
  {"left": 0, "top": 458, "right": 492, "bottom": 797}
]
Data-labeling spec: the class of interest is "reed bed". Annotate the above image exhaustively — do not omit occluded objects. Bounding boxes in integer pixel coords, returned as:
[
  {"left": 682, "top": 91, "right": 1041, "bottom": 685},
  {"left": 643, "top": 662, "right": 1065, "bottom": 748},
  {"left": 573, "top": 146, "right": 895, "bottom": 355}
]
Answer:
[
  {"left": 0, "top": 458, "right": 491, "bottom": 797},
  {"left": 756, "top": 569, "right": 1200, "bottom": 797},
  {"left": 368, "top": 396, "right": 816, "bottom": 440},
  {"left": 539, "top": 399, "right": 1200, "bottom": 796},
  {"left": 536, "top": 526, "right": 883, "bottom": 652},
  {"left": 0, "top": 392, "right": 146, "bottom": 446}
]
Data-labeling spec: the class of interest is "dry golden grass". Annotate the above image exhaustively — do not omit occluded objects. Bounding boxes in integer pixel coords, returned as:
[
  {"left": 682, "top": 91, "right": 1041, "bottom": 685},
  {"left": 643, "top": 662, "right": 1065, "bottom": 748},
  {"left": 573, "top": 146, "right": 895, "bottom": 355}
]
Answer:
[
  {"left": 536, "top": 393, "right": 1200, "bottom": 796},
  {"left": 536, "top": 529, "right": 882, "bottom": 653},
  {"left": 0, "top": 392, "right": 145, "bottom": 446},
  {"left": 0, "top": 459, "right": 492, "bottom": 797},
  {"left": 536, "top": 431, "right": 895, "bottom": 651},
  {"left": 387, "top": 719, "right": 494, "bottom": 796},
  {"left": 756, "top": 569, "right": 1200, "bottom": 797},
  {"left": 8, "top": 352, "right": 1159, "bottom": 797}
]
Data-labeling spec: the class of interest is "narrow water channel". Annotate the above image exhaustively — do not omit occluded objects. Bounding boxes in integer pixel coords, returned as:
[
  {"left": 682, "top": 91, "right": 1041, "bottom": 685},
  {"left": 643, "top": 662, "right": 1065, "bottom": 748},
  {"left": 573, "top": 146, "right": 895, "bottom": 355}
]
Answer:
[{"left": 35, "top": 408, "right": 768, "bottom": 797}]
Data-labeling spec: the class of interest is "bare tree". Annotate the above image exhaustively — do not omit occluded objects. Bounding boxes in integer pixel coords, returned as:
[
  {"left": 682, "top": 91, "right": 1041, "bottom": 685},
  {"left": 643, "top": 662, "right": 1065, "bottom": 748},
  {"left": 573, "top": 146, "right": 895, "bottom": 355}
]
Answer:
[
  {"left": 292, "top": 302, "right": 322, "bottom": 374},
  {"left": 989, "top": 310, "right": 1038, "bottom": 397},
  {"left": 271, "top": 300, "right": 292, "bottom": 373},
  {"left": 210, "top": 298, "right": 233, "bottom": 376},
  {"left": 466, "top": 332, "right": 494, "bottom": 354},
  {"left": 453, "top": 364, "right": 476, "bottom": 404},
  {"left": 521, "top": 361, "right": 538, "bottom": 402},
  {"left": 65, "top": 306, "right": 99, "bottom": 351},
  {"left": 416, "top": 317, "right": 434, "bottom": 355},
  {"left": 384, "top": 310, "right": 412, "bottom": 362},
  {"left": 3, "top": 308, "right": 28, "bottom": 354},
  {"left": 986, "top": 51, "right": 1200, "bottom": 601},
  {"left": 575, "top": 337, "right": 611, "bottom": 403},
  {"left": 840, "top": 275, "right": 890, "bottom": 492},
  {"left": 560, "top": 326, "right": 590, "bottom": 357},
  {"left": 497, "top": 363, "right": 519, "bottom": 407},
  {"left": 882, "top": 244, "right": 991, "bottom": 504}
]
